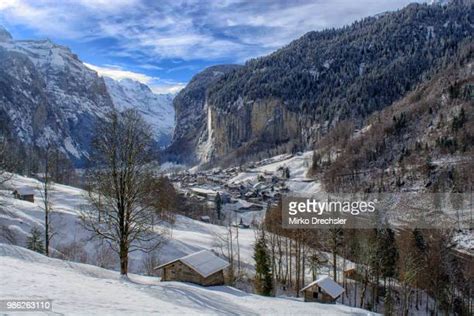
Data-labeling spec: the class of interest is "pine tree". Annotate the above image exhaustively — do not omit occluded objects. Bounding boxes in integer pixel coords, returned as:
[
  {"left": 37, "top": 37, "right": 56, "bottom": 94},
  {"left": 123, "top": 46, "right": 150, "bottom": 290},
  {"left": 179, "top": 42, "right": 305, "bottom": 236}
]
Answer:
[
  {"left": 27, "top": 227, "right": 45, "bottom": 254},
  {"left": 254, "top": 230, "right": 273, "bottom": 296},
  {"left": 215, "top": 192, "right": 222, "bottom": 220},
  {"left": 379, "top": 228, "right": 398, "bottom": 279}
]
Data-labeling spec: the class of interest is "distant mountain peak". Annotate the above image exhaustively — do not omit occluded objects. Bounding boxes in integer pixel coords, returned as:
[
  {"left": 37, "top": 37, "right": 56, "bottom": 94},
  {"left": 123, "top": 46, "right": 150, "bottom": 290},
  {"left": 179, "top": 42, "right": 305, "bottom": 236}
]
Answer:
[
  {"left": 103, "top": 77, "right": 175, "bottom": 147},
  {"left": 0, "top": 26, "right": 12, "bottom": 42}
]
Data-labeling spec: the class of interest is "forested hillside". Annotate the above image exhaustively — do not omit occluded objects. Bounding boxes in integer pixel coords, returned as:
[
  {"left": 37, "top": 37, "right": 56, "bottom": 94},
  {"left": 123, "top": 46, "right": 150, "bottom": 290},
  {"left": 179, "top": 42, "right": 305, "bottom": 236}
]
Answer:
[
  {"left": 178, "top": 1, "right": 473, "bottom": 165},
  {"left": 310, "top": 42, "right": 473, "bottom": 193}
]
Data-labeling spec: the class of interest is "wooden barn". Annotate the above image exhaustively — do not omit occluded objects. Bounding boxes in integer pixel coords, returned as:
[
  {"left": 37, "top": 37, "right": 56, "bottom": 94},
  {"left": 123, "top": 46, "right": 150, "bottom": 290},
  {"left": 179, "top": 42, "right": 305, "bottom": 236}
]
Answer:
[
  {"left": 12, "top": 187, "right": 35, "bottom": 203},
  {"left": 156, "top": 250, "right": 229, "bottom": 286},
  {"left": 300, "top": 276, "right": 345, "bottom": 303}
]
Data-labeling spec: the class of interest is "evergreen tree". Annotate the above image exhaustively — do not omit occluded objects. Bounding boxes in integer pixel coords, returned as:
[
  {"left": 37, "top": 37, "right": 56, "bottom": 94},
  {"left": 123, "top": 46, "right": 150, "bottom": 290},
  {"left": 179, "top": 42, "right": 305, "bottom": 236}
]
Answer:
[
  {"left": 27, "top": 226, "right": 45, "bottom": 254},
  {"left": 254, "top": 230, "right": 273, "bottom": 296},
  {"left": 379, "top": 228, "right": 398, "bottom": 279},
  {"left": 215, "top": 192, "right": 222, "bottom": 220},
  {"left": 412, "top": 228, "right": 427, "bottom": 253}
]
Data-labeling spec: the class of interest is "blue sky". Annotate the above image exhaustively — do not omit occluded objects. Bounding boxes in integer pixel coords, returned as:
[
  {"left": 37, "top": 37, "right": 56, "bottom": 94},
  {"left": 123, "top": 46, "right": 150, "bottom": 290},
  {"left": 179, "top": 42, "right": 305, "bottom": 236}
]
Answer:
[{"left": 0, "top": 0, "right": 423, "bottom": 94}]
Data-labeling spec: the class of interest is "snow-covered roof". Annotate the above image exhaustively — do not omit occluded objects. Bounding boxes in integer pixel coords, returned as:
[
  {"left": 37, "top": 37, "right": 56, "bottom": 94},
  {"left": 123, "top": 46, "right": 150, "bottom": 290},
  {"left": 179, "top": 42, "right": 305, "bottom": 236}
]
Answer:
[
  {"left": 156, "top": 250, "right": 230, "bottom": 278},
  {"left": 300, "top": 276, "right": 345, "bottom": 299},
  {"left": 13, "top": 187, "right": 35, "bottom": 195}
]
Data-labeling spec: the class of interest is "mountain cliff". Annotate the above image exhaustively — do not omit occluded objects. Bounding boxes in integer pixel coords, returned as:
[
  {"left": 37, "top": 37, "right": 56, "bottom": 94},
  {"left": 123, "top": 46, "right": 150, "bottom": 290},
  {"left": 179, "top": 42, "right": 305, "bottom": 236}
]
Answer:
[
  {"left": 173, "top": 1, "right": 472, "bottom": 166},
  {"left": 0, "top": 27, "right": 113, "bottom": 164},
  {"left": 103, "top": 77, "right": 175, "bottom": 147},
  {"left": 0, "top": 27, "right": 175, "bottom": 165},
  {"left": 165, "top": 64, "right": 242, "bottom": 164}
]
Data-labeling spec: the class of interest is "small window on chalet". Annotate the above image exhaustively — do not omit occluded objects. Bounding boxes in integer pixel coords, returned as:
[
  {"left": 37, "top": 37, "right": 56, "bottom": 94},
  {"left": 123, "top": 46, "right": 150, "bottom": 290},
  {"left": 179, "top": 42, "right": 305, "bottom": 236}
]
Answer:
[{"left": 313, "top": 292, "right": 318, "bottom": 299}]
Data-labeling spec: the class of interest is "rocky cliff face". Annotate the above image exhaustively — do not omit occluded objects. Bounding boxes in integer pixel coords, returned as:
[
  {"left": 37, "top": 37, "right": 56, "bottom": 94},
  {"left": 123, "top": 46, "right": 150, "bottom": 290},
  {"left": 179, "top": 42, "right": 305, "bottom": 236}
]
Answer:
[
  {"left": 103, "top": 77, "right": 175, "bottom": 147},
  {"left": 200, "top": 1, "right": 473, "bottom": 166},
  {"left": 0, "top": 27, "right": 175, "bottom": 165},
  {"left": 0, "top": 27, "right": 113, "bottom": 165},
  {"left": 166, "top": 64, "right": 241, "bottom": 164}
]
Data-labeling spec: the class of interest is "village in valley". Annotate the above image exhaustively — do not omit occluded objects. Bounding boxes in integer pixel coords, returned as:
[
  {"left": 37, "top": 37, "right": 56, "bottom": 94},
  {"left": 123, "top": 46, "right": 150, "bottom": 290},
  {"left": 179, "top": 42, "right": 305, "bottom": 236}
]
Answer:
[
  {"left": 0, "top": 156, "right": 377, "bottom": 315},
  {"left": 0, "top": 152, "right": 377, "bottom": 311},
  {"left": 3, "top": 146, "right": 471, "bottom": 315},
  {"left": 167, "top": 152, "right": 308, "bottom": 227}
]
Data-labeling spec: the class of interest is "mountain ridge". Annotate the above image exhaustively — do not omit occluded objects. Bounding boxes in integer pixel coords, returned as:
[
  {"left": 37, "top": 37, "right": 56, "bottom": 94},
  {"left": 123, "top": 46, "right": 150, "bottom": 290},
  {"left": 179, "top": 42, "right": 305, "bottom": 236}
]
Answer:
[
  {"left": 0, "top": 28, "right": 175, "bottom": 165},
  {"left": 169, "top": 1, "right": 473, "bottom": 167},
  {"left": 103, "top": 77, "right": 175, "bottom": 147}
]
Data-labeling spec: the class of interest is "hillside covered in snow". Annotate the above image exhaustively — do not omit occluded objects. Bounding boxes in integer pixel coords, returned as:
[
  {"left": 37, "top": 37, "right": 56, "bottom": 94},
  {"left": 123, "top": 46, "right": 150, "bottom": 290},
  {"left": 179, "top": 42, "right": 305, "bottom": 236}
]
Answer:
[
  {"left": 0, "top": 244, "right": 373, "bottom": 315},
  {"left": 0, "top": 172, "right": 382, "bottom": 315}
]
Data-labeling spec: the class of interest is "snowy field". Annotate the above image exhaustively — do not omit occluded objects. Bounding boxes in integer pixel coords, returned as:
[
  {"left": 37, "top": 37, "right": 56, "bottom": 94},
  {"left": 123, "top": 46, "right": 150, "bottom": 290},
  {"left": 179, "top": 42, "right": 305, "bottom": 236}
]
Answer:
[
  {"left": 0, "top": 174, "right": 259, "bottom": 273},
  {"left": 0, "top": 244, "right": 375, "bottom": 315},
  {"left": 0, "top": 170, "right": 378, "bottom": 315}
]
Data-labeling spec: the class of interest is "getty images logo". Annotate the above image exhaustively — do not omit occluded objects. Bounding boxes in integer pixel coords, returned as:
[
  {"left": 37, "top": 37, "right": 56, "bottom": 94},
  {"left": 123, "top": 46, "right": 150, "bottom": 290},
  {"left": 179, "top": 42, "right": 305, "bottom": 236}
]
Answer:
[{"left": 287, "top": 199, "right": 376, "bottom": 216}]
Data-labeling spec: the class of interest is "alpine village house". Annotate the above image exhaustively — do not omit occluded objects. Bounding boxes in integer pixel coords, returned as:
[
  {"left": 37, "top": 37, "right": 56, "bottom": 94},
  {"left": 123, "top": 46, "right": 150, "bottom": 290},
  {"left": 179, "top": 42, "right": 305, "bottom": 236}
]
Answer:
[
  {"left": 156, "top": 250, "right": 230, "bottom": 286},
  {"left": 300, "top": 276, "right": 345, "bottom": 303}
]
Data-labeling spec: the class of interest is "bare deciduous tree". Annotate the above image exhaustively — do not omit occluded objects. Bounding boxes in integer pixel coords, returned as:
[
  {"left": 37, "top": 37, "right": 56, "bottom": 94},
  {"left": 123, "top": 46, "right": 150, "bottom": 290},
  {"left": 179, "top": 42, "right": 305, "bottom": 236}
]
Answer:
[
  {"left": 81, "top": 109, "right": 165, "bottom": 276},
  {"left": 214, "top": 215, "right": 241, "bottom": 284},
  {"left": 37, "top": 147, "right": 57, "bottom": 256},
  {"left": 141, "top": 251, "right": 160, "bottom": 276}
]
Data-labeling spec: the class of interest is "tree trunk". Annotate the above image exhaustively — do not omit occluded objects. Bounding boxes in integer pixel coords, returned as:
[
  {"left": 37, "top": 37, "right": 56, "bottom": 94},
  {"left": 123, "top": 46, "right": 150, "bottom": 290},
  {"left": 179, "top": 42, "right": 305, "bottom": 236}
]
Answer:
[
  {"left": 44, "top": 153, "right": 50, "bottom": 257},
  {"left": 45, "top": 209, "right": 49, "bottom": 256},
  {"left": 288, "top": 239, "right": 293, "bottom": 287},
  {"left": 295, "top": 239, "right": 300, "bottom": 297},
  {"left": 120, "top": 246, "right": 128, "bottom": 275}
]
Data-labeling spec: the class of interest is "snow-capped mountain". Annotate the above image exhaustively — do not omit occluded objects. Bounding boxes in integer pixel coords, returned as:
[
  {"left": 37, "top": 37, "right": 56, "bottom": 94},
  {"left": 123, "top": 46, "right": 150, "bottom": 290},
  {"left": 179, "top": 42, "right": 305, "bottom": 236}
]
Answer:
[
  {"left": 103, "top": 77, "right": 175, "bottom": 147},
  {"left": 0, "top": 26, "right": 113, "bottom": 164},
  {"left": 0, "top": 26, "right": 175, "bottom": 164}
]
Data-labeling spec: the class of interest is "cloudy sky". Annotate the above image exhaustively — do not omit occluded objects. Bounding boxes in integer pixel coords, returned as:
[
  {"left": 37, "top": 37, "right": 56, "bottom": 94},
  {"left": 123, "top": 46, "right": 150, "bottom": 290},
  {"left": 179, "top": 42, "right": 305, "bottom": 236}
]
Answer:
[{"left": 0, "top": 0, "right": 423, "bottom": 93}]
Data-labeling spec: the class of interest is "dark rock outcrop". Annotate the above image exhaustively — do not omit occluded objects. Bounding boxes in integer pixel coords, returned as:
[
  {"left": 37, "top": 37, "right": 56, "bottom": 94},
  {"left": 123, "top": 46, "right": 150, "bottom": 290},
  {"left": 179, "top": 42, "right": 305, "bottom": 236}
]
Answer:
[{"left": 166, "top": 64, "right": 241, "bottom": 164}]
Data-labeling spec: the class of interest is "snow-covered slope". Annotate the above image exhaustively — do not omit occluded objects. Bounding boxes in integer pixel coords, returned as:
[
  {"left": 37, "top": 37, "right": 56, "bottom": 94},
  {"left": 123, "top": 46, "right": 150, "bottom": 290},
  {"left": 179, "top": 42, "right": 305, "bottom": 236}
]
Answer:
[
  {"left": 103, "top": 77, "right": 175, "bottom": 147},
  {"left": 0, "top": 173, "right": 258, "bottom": 272},
  {"left": 0, "top": 244, "right": 373, "bottom": 315}
]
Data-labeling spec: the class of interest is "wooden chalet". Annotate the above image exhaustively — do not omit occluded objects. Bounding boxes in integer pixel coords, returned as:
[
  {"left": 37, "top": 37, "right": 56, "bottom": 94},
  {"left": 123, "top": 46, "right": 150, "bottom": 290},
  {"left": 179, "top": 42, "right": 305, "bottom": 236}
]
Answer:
[
  {"left": 12, "top": 187, "right": 35, "bottom": 203},
  {"left": 300, "top": 276, "right": 345, "bottom": 303},
  {"left": 155, "top": 250, "right": 229, "bottom": 286}
]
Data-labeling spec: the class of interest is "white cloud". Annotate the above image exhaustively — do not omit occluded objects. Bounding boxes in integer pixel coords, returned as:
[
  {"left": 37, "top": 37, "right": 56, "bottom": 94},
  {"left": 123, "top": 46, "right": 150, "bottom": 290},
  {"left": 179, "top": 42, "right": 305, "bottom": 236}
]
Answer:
[
  {"left": 151, "top": 82, "right": 186, "bottom": 94},
  {"left": 83, "top": 62, "right": 157, "bottom": 84},
  {"left": 76, "top": 0, "right": 139, "bottom": 11},
  {"left": 84, "top": 62, "right": 184, "bottom": 94},
  {"left": 0, "top": 0, "right": 425, "bottom": 62}
]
